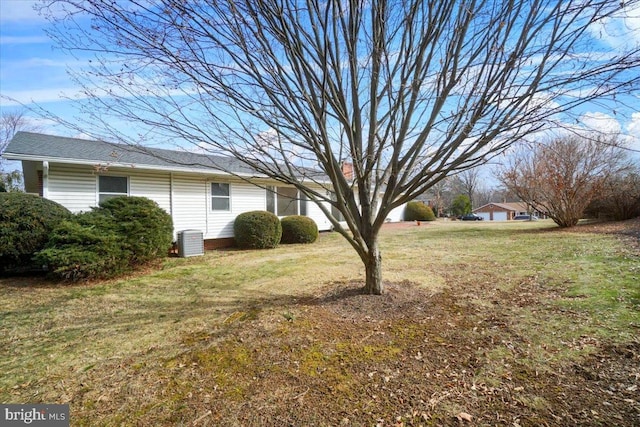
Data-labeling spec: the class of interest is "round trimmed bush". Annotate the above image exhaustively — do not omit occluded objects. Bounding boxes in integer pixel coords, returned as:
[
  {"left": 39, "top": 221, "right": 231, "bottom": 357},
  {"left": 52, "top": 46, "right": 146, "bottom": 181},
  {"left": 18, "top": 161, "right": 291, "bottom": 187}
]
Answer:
[
  {"left": 280, "top": 215, "right": 318, "bottom": 244},
  {"left": 234, "top": 210, "right": 282, "bottom": 249},
  {"left": 404, "top": 201, "right": 436, "bottom": 221},
  {"left": 0, "top": 192, "right": 71, "bottom": 271}
]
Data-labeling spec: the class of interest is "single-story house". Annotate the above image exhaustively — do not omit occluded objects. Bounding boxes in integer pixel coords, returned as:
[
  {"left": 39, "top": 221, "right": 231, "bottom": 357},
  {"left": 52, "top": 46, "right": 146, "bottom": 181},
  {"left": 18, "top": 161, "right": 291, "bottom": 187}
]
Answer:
[
  {"left": 3, "top": 132, "right": 406, "bottom": 248},
  {"left": 472, "top": 202, "right": 546, "bottom": 221}
]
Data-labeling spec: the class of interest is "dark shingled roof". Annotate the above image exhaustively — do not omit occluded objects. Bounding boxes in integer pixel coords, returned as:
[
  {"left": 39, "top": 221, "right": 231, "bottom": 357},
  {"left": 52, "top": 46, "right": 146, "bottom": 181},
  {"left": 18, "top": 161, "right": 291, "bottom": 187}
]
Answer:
[{"left": 3, "top": 132, "right": 260, "bottom": 176}]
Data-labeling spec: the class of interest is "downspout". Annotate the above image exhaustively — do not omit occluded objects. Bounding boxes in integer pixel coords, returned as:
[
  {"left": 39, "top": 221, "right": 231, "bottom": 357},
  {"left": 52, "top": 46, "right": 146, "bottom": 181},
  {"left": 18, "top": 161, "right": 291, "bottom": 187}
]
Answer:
[
  {"left": 170, "top": 172, "right": 176, "bottom": 240},
  {"left": 42, "top": 161, "right": 49, "bottom": 198}
]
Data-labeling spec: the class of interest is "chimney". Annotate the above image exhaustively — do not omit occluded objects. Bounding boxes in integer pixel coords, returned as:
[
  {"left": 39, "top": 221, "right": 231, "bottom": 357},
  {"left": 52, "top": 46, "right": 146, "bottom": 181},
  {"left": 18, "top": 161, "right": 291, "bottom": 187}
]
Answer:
[{"left": 341, "top": 161, "right": 354, "bottom": 181}]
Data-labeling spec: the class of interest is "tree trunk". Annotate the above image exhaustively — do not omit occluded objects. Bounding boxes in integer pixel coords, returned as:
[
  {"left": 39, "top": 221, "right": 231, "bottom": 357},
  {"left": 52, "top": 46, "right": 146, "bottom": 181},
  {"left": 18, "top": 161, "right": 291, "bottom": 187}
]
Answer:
[{"left": 363, "top": 241, "right": 383, "bottom": 295}]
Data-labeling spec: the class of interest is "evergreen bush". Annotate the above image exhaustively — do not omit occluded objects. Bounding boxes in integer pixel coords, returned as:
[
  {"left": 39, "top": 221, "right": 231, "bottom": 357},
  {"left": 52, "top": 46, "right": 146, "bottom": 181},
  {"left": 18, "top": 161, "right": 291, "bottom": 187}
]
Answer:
[
  {"left": 98, "top": 196, "right": 174, "bottom": 264},
  {"left": 35, "top": 218, "right": 127, "bottom": 281},
  {"left": 234, "top": 211, "right": 282, "bottom": 249},
  {"left": 0, "top": 193, "right": 71, "bottom": 271},
  {"left": 36, "top": 196, "right": 173, "bottom": 281},
  {"left": 280, "top": 215, "right": 318, "bottom": 244},
  {"left": 404, "top": 201, "right": 436, "bottom": 221}
]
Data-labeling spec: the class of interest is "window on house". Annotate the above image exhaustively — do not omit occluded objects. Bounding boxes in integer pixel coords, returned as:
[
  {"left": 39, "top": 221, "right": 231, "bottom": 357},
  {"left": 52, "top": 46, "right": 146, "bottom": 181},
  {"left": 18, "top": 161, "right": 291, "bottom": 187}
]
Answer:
[
  {"left": 330, "top": 192, "right": 344, "bottom": 221},
  {"left": 266, "top": 186, "right": 276, "bottom": 213},
  {"left": 266, "top": 186, "right": 306, "bottom": 216},
  {"left": 211, "top": 182, "right": 230, "bottom": 211},
  {"left": 98, "top": 175, "right": 128, "bottom": 204},
  {"left": 277, "top": 187, "right": 298, "bottom": 216},
  {"left": 299, "top": 192, "right": 308, "bottom": 216}
]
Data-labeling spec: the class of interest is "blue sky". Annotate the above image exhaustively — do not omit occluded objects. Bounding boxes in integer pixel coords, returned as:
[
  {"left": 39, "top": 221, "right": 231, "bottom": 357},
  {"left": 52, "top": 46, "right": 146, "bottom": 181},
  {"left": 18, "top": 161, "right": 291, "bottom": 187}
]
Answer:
[
  {"left": 1, "top": 0, "right": 639, "bottom": 157},
  {"left": 0, "top": 0, "right": 84, "bottom": 133}
]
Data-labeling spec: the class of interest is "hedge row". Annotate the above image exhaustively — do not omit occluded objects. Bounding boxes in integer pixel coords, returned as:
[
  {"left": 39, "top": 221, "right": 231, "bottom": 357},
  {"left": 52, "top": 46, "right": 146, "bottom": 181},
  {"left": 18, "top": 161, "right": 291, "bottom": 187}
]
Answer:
[
  {"left": 0, "top": 194, "right": 173, "bottom": 281},
  {"left": 234, "top": 211, "right": 318, "bottom": 249},
  {"left": 36, "top": 196, "right": 174, "bottom": 281}
]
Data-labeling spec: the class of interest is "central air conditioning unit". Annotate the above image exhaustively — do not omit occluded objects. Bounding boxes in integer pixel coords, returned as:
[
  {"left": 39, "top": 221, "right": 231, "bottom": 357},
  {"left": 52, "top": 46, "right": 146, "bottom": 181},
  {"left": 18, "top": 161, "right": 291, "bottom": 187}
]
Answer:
[{"left": 177, "top": 230, "right": 204, "bottom": 257}]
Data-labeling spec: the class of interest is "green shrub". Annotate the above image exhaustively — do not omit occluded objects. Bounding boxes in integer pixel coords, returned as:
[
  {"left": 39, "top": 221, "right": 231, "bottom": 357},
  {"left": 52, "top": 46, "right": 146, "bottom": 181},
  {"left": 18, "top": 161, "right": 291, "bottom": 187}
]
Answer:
[
  {"left": 451, "top": 194, "right": 472, "bottom": 217},
  {"left": 0, "top": 193, "right": 71, "bottom": 271},
  {"left": 97, "top": 196, "right": 174, "bottom": 264},
  {"left": 404, "top": 201, "right": 436, "bottom": 221},
  {"left": 234, "top": 211, "right": 282, "bottom": 249},
  {"left": 35, "top": 218, "right": 127, "bottom": 281},
  {"left": 280, "top": 215, "right": 318, "bottom": 244},
  {"left": 36, "top": 196, "right": 173, "bottom": 281}
]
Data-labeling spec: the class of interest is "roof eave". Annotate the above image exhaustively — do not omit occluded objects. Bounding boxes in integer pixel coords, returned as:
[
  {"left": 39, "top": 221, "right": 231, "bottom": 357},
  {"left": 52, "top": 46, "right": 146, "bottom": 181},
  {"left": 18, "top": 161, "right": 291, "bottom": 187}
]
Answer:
[
  {"left": 4, "top": 151, "right": 332, "bottom": 185},
  {"left": 2, "top": 152, "right": 263, "bottom": 178}
]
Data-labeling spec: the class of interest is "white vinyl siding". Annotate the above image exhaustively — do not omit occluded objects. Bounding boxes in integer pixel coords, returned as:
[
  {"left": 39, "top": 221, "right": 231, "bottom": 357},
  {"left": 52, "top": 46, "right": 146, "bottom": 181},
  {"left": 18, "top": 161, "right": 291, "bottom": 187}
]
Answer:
[
  {"left": 386, "top": 204, "right": 406, "bottom": 222},
  {"left": 47, "top": 163, "right": 98, "bottom": 213},
  {"left": 172, "top": 175, "right": 208, "bottom": 238},
  {"left": 207, "top": 181, "right": 265, "bottom": 238},
  {"left": 45, "top": 162, "right": 337, "bottom": 240},
  {"left": 304, "top": 197, "right": 333, "bottom": 231},
  {"left": 48, "top": 164, "right": 174, "bottom": 214},
  {"left": 129, "top": 171, "right": 171, "bottom": 213}
]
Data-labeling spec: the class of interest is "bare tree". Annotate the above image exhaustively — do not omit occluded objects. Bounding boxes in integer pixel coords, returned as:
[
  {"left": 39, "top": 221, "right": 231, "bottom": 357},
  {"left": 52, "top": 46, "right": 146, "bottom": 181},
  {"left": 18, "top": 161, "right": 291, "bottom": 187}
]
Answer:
[
  {"left": 586, "top": 167, "right": 640, "bottom": 220},
  {"left": 497, "top": 135, "right": 630, "bottom": 227},
  {"left": 451, "top": 168, "right": 481, "bottom": 209},
  {"left": 473, "top": 182, "right": 495, "bottom": 208},
  {"left": 1, "top": 110, "right": 35, "bottom": 166},
  {"left": 423, "top": 178, "right": 451, "bottom": 218},
  {"left": 38, "top": 0, "right": 640, "bottom": 294},
  {"left": 1, "top": 110, "right": 39, "bottom": 191}
]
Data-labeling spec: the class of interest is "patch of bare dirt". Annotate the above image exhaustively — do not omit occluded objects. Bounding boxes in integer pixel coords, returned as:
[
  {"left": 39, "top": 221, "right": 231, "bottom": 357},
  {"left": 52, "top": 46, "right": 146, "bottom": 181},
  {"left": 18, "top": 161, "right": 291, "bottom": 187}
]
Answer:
[{"left": 64, "top": 278, "right": 639, "bottom": 426}]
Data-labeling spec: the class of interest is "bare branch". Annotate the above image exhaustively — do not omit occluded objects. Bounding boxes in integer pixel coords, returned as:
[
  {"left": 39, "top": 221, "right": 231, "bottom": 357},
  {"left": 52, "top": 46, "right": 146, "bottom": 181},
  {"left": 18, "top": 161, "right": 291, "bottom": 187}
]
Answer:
[
  {"left": 34, "top": 0, "right": 640, "bottom": 293},
  {"left": 497, "top": 134, "right": 631, "bottom": 227}
]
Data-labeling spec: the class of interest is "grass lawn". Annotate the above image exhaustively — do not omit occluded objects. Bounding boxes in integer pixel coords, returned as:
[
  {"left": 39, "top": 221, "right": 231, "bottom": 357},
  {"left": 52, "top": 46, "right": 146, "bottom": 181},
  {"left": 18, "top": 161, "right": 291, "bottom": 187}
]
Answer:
[{"left": 1, "top": 219, "right": 638, "bottom": 426}]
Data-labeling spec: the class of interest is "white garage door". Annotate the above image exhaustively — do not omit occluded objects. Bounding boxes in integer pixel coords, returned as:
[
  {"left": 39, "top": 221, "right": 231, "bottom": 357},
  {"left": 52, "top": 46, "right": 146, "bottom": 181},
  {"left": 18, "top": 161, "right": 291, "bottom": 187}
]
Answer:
[
  {"left": 477, "top": 212, "right": 490, "bottom": 221},
  {"left": 493, "top": 211, "right": 507, "bottom": 221}
]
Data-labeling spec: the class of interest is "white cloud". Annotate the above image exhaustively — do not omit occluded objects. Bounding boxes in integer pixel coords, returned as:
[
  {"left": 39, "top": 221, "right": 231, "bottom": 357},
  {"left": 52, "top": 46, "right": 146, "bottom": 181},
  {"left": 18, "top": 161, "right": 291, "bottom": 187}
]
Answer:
[
  {"left": 0, "top": 87, "right": 84, "bottom": 107},
  {"left": 588, "top": 2, "right": 640, "bottom": 51},
  {"left": 625, "top": 112, "right": 640, "bottom": 152},
  {"left": 0, "top": 0, "right": 77, "bottom": 24},
  {"left": 579, "top": 111, "right": 623, "bottom": 134},
  {"left": 628, "top": 111, "right": 640, "bottom": 134},
  {"left": 0, "top": 1, "right": 41, "bottom": 23},
  {"left": 0, "top": 35, "right": 49, "bottom": 44},
  {"left": 9, "top": 57, "right": 71, "bottom": 68},
  {"left": 576, "top": 111, "right": 640, "bottom": 153}
]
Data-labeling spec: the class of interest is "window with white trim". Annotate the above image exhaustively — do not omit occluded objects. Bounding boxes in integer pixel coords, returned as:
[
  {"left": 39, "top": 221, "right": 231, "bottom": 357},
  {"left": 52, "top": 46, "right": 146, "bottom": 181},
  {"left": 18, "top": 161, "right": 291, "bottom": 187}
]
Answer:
[
  {"left": 330, "top": 191, "right": 344, "bottom": 221},
  {"left": 266, "top": 186, "right": 307, "bottom": 216},
  {"left": 98, "top": 175, "right": 128, "bottom": 204},
  {"left": 211, "top": 182, "right": 230, "bottom": 211}
]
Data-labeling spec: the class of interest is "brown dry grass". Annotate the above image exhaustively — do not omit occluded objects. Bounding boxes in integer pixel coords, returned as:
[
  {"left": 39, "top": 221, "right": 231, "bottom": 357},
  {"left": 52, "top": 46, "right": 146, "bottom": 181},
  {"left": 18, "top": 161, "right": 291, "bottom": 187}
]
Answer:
[{"left": 1, "top": 219, "right": 639, "bottom": 426}]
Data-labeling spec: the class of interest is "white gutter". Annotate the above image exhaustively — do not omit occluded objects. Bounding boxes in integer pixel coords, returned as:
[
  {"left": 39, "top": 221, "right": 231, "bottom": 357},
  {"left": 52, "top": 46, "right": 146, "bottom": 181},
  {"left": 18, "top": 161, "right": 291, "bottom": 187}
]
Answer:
[
  {"left": 2, "top": 152, "right": 260, "bottom": 178},
  {"left": 3, "top": 151, "right": 334, "bottom": 185}
]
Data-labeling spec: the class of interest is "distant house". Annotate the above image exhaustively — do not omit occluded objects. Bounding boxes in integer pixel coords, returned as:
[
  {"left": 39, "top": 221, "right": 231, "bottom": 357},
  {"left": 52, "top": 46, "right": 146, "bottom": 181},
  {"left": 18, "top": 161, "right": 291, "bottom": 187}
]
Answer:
[
  {"left": 472, "top": 202, "right": 545, "bottom": 221},
  {"left": 4, "top": 132, "right": 405, "bottom": 248}
]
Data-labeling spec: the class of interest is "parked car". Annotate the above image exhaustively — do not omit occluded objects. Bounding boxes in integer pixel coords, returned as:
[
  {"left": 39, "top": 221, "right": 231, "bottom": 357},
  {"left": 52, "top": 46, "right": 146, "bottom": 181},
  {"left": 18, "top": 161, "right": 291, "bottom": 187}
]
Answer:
[
  {"left": 460, "top": 213, "right": 484, "bottom": 221},
  {"left": 513, "top": 214, "right": 539, "bottom": 220}
]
